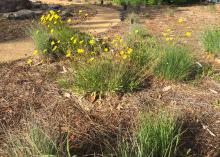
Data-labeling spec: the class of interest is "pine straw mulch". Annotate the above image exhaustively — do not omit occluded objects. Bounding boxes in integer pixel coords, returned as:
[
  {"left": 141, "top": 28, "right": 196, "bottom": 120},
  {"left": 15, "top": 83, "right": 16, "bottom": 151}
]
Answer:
[{"left": 0, "top": 59, "right": 220, "bottom": 156}]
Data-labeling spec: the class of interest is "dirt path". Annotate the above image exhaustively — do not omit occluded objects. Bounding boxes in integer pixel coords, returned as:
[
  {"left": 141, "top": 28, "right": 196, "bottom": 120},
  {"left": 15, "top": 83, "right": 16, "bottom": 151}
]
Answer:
[{"left": 0, "top": 1, "right": 121, "bottom": 62}]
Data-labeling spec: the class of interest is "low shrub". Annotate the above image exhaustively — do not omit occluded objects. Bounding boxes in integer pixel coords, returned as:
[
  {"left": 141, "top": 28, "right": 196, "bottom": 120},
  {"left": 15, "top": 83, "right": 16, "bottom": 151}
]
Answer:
[
  {"left": 202, "top": 27, "right": 220, "bottom": 56},
  {"left": 117, "top": 111, "right": 182, "bottom": 157},
  {"left": 154, "top": 45, "right": 195, "bottom": 81}
]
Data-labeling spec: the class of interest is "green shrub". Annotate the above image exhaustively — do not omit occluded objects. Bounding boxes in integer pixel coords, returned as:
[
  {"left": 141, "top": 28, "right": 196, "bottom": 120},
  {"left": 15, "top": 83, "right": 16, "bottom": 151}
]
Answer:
[
  {"left": 154, "top": 45, "right": 194, "bottom": 81},
  {"left": 202, "top": 27, "right": 220, "bottom": 56},
  {"left": 117, "top": 111, "right": 182, "bottom": 157}
]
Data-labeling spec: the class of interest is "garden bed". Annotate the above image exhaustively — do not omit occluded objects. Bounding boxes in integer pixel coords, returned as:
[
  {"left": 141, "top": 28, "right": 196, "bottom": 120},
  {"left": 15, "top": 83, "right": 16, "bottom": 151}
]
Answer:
[
  {"left": 1, "top": 2, "right": 220, "bottom": 157},
  {"left": 0, "top": 58, "right": 220, "bottom": 156}
]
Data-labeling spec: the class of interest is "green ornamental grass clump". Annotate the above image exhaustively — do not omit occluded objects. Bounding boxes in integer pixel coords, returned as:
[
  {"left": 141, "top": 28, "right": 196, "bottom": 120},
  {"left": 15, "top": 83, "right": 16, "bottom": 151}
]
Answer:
[
  {"left": 117, "top": 111, "right": 182, "bottom": 157},
  {"left": 202, "top": 27, "right": 220, "bottom": 56},
  {"left": 154, "top": 45, "right": 194, "bottom": 81},
  {"left": 5, "top": 124, "right": 58, "bottom": 157}
]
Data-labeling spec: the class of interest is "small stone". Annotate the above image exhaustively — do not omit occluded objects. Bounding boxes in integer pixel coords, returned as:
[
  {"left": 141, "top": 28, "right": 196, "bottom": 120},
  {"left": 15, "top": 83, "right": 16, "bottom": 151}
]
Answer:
[
  {"left": 162, "top": 86, "right": 172, "bottom": 92},
  {"left": 64, "top": 92, "right": 71, "bottom": 98},
  {"left": 209, "top": 88, "right": 218, "bottom": 94}
]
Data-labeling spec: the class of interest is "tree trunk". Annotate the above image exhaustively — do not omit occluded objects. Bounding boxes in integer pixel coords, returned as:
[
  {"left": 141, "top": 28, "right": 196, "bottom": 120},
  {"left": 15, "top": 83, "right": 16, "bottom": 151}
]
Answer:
[{"left": 0, "top": 0, "right": 31, "bottom": 13}]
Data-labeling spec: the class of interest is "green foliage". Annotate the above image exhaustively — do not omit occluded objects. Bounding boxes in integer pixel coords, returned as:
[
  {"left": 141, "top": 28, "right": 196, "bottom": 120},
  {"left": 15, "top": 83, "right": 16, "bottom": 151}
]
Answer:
[
  {"left": 154, "top": 45, "right": 194, "bottom": 81},
  {"left": 72, "top": 59, "right": 144, "bottom": 95},
  {"left": 117, "top": 111, "right": 182, "bottom": 157},
  {"left": 202, "top": 27, "right": 220, "bottom": 56},
  {"left": 29, "top": 11, "right": 103, "bottom": 60},
  {"left": 4, "top": 124, "right": 58, "bottom": 157}
]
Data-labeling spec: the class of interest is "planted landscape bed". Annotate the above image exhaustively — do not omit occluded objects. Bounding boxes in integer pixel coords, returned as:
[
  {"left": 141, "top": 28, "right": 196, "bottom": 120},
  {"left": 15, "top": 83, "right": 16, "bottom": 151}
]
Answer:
[{"left": 1, "top": 1, "right": 220, "bottom": 157}]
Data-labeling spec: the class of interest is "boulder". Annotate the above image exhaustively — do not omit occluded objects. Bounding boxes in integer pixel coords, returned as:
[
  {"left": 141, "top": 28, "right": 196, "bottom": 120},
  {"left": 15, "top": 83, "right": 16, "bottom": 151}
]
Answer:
[
  {"left": 0, "top": 0, "right": 31, "bottom": 13},
  {"left": 3, "top": 9, "right": 43, "bottom": 20}
]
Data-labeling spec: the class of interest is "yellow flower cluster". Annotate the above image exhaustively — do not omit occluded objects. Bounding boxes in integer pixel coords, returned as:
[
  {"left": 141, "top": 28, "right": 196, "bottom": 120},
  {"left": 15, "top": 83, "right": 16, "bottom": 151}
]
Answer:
[
  {"left": 162, "top": 17, "right": 192, "bottom": 44},
  {"left": 40, "top": 10, "right": 60, "bottom": 25}
]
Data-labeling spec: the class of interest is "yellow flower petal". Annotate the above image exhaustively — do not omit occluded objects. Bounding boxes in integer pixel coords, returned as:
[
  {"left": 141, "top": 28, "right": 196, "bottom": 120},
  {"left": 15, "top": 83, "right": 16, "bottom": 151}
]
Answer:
[
  {"left": 27, "top": 59, "right": 33, "bottom": 65},
  {"left": 77, "top": 48, "right": 84, "bottom": 54}
]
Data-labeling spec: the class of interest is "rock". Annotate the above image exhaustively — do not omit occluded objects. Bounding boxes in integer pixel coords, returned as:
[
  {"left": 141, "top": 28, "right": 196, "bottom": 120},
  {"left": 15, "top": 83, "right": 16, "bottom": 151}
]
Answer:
[
  {"left": 30, "top": 1, "right": 43, "bottom": 9},
  {"left": 0, "top": 0, "right": 31, "bottom": 13},
  {"left": 29, "top": 0, "right": 48, "bottom": 10},
  {"left": 61, "top": 10, "right": 73, "bottom": 19},
  {"left": 162, "top": 85, "right": 172, "bottom": 92},
  {"left": 3, "top": 9, "right": 43, "bottom": 20}
]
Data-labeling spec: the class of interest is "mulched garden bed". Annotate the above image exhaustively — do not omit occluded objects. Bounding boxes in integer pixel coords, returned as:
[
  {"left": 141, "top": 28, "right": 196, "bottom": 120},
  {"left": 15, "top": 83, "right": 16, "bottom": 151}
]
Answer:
[{"left": 0, "top": 59, "right": 220, "bottom": 156}]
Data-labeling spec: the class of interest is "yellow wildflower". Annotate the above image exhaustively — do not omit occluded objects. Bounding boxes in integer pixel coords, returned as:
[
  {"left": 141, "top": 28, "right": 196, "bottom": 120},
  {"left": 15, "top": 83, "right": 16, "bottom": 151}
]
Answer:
[
  {"left": 123, "top": 54, "right": 128, "bottom": 59},
  {"left": 33, "top": 50, "right": 38, "bottom": 55},
  {"left": 54, "top": 14, "right": 59, "bottom": 20},
  {"left": 50, "top": 29, "right": 54, "bottom": 33},
  {"left": 54, "top": 21, "right": 57, "bottom": 25},
  {"left": 85, "top": 13, "right": 88, "bottom": 16},
  {"left": 40, "top": 15, "right": 45, "bottom": 22},
  {"left": 51, "top": 41, "right": 55, "bottom": 46},
  {"left": 66, "top": 49, "right": 72, "bottom": 57},
  {"left": 185, "top": 32, "right": 191, "bottom": 37},
  {"left": 166, "top": 29, "right": 171, "bottom": 32},
  {"left": 90, "top": 51, "right": 95, "bottom": 54},
  {"left": 79, "top": 40, "right": 84, "bottom": 44},
  {"left": 166, "top": 37, "right": 174, "bottom": 41},
  {"left": 89, "top": 39, "right": 95, "bottom": 45},
  {"left": 70, "top": 37, "right": 74, "bottom": 41},
  {"left": 57, "top": 40, "right": 61, "bottom": 44},
  {"left": 79, "top": 10, "right": 83, "bottom": 13},
  {"left": 104, "top": 48, "right": 109, "bottom": 52},
  {"left": 88, "top": 57, "right": 95, "bottom": 62},
  {"left": 163, "top": 33, "right": 168, "bottom": 37},
  {"left": 67, "top": 18, "right": 72, "bottom": 23},
  {"left": 49, "top": 10, "right": 55, "bottom": 15},
  {"left": 52, "top": 46, "right": 58, "bottom": 51},
  {"left": 77, "top": 48, "right": 84, "bottom": 54},
  {"left": 178, "top": 18, "right": 184, "bottom": 23},
  {"left": 120, "top": 50, "right": 125, "bottom": 55},
  {"left": 43, "top": 49, "right": 47, "bottom": 54},
  {"left": 135, "top": 29, "right": 139, "bottom": 34},
  {"left": 27, "top": 59, "right": 33, "bottom": 65},
  {"left": 57, "top": 10, "right": 61, "bottom": 13},
  {"left": 72, "top": 39, "right": 77, "bottom": 44},
  {"left": 127, "top": 48, "right": 133, "bottom": 54}
]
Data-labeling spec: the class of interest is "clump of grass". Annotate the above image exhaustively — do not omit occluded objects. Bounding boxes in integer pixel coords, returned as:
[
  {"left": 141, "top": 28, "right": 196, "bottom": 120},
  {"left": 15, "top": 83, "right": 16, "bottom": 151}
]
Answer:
[
  {"left": 154, "top": 45, "right": 195, "bottom": 81},
  {"left": 4, "top": 123, "right": 58, "bottom": 157},
  {"left": 72, "top": 59, "right": 146, "bottom": 95},
  {"left": 202, "top": 27, "right": 220, "bottom": 56},
  {"left": 117, "top": 111, "right": 182, "bottom": 157}
]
